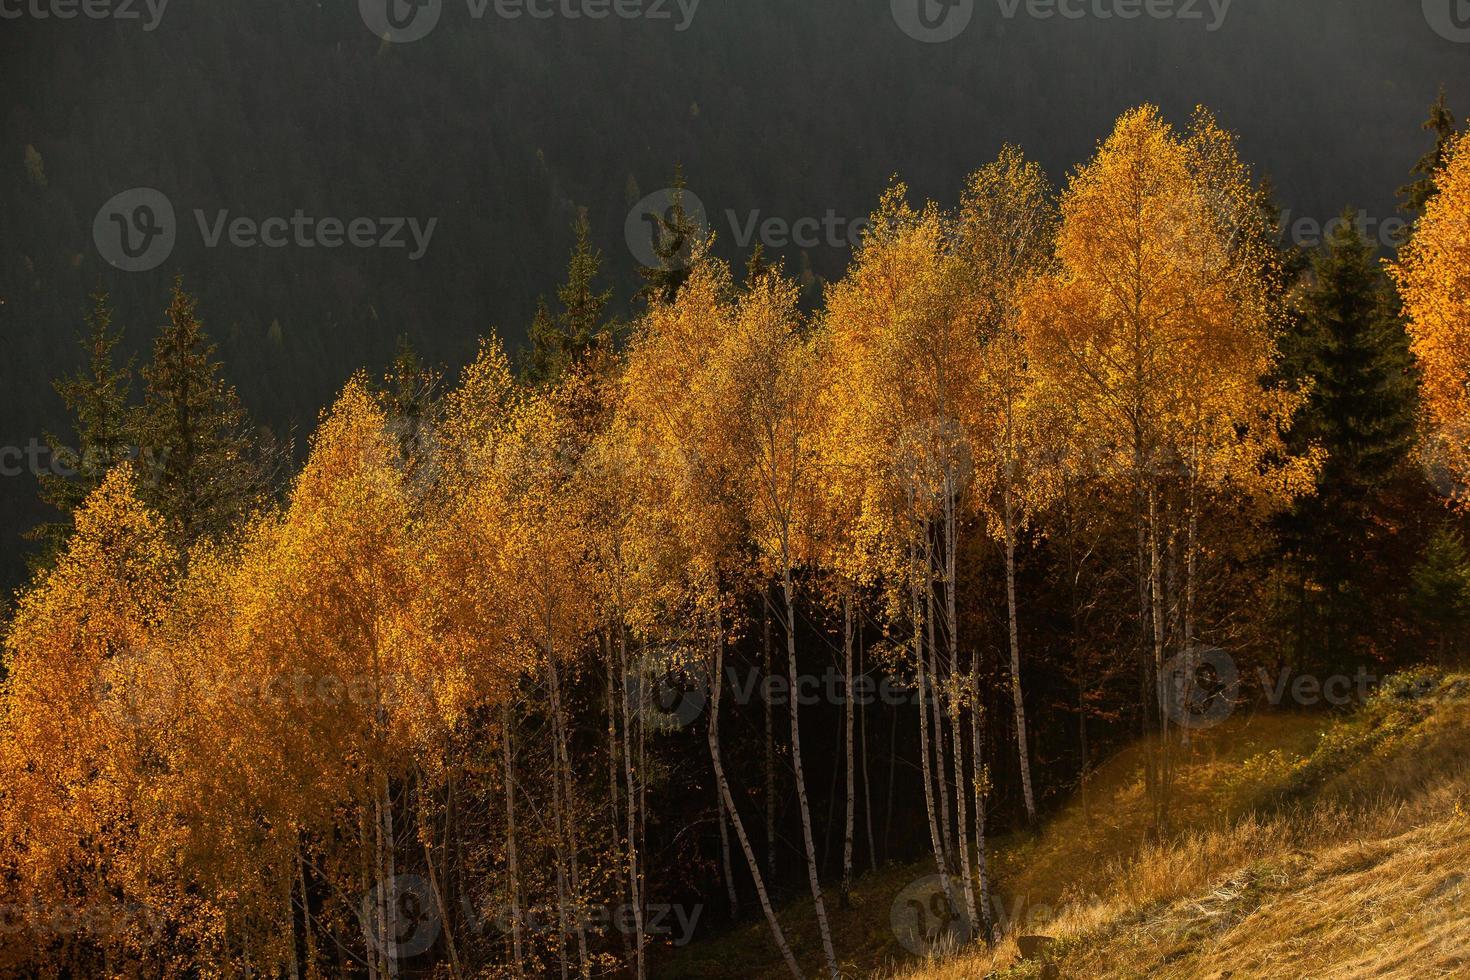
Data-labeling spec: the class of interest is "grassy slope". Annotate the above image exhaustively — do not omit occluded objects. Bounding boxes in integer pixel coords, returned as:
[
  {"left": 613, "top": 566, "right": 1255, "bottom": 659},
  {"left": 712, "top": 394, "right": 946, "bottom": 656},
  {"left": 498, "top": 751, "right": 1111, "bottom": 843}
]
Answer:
[{"left": 660, "top": 673, "right": 1470, "bottom": 979}]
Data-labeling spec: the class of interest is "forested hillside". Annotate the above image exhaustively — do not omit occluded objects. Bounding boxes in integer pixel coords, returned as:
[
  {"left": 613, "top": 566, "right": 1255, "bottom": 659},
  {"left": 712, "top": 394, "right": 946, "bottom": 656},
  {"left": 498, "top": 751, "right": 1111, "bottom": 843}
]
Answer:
[
  {"left": 4, "top": 90, "right": 1470, "bottom": 976},
  {"left": 5, "top": 5, "right": 1470, "bottom": 979},
  {"left": 2, "top": 0, "right": 1467, "bottom": 587}
]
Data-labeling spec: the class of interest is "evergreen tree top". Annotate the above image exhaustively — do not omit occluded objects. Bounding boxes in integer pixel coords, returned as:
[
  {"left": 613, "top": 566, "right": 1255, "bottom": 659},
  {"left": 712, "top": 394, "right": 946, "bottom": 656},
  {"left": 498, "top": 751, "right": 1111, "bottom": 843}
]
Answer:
[{"left": 1399, "top": 87, "right": 1461, "bottom": 221}]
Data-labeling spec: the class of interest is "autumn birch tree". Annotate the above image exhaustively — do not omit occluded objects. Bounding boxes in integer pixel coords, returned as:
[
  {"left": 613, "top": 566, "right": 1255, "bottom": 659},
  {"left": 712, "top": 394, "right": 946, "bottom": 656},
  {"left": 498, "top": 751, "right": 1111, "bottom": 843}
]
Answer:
[{"left": 1393, "top": 129, "right": 1470, "bottom": 500}]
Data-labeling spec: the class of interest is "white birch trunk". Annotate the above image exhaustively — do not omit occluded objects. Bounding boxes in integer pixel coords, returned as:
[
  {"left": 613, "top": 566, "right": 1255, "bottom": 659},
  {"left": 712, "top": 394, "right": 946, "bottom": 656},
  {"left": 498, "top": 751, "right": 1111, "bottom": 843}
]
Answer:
[
  {"left": 617, "top": 628, "right": 646, "bottom": 980},
  {"left": 782, "top": 568, "right": 840, "bottom": 980},
  {"left": 913, "top": 560, "right": 955, "bottom": 912},
  {"left": 708, "top": 619, "right": 803, "bottom": 979},
  {"left": 546, "top": 655, "right": 590, "bottom": 977},
  {"left": 1003, "top": 486, "right": 1036, "bottom": 823},
  {"left": 945, "top": 479, "right": 978, "bottom": 931}
]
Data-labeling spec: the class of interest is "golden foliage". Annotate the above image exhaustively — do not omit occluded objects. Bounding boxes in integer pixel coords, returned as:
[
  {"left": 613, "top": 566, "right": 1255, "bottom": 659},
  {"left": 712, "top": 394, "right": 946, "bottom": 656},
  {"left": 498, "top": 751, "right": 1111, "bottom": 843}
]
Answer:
[{"left": 1392, "top": 130, "right": 1470, "bottom": 500}]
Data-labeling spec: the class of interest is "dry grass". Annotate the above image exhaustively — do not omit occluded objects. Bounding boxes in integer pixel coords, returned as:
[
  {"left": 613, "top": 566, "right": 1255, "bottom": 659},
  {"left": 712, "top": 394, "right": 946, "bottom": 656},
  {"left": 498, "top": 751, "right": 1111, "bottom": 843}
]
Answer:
[{"left": 895, "top": 673, "right": 1470, "bottom": 980}]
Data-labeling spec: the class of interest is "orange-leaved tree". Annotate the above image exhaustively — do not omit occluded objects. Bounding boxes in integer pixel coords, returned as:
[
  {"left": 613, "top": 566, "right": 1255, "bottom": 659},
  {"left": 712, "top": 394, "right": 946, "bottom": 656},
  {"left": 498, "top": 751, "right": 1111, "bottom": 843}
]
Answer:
[{"left": 1392, "top": 129, "right": 1470, "bottom": 502}]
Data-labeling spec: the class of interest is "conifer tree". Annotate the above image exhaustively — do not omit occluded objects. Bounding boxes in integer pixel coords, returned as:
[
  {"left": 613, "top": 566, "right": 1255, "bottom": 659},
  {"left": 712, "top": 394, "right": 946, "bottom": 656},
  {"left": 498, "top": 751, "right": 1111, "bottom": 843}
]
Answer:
[
  {"left": 379, "top": 334, "right": 442, "bottom": 492},
  {"left": 1399, "top": 87, "right": 1461, "bottom": 221},
  {"left": 557, "top": 212, "right": 615, "bottom": 356},
  {"left": 1409, "top": 526, "right": 1470, "bottom": 664},
  {"left": 132, "top": 279, "right": 267, "bottom": 552},
  {"left": 28, "top": 292, "right": 136, "bottom": 567},
  {"left": 526, "top": 213, "right": 617, "bottom": 383},
  {"left": 1283, "top": 213, "right": 1418, "bottom": 666},
  {"left": 526, "top": 297, "right": 561, "bottom": 384},
  {"left": 636, "top": 166, "right": 703, "bottom": 307}
]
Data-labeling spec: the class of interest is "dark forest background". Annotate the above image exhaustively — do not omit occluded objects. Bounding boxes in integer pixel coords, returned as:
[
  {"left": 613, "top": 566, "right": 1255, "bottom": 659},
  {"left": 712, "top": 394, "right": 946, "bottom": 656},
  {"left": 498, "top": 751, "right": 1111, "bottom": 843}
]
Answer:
[{"left": 2, "top": 0, "right": 1467, "bottom": 590}]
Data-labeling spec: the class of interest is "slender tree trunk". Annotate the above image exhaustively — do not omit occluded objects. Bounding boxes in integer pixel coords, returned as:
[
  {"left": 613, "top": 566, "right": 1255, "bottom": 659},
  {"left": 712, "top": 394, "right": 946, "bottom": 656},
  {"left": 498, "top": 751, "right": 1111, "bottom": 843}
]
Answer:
[
  {"left": 943, "top": 478, "right": 978, "bottom": 930},
  {"left": 602, "top": 630, "right": 634, "bottom": 967},
  {"left": 1003, "top": 487, "right": 1036, "bottom": 823},
  {"left": 1148, "top": 483, "right": 1171, "bottom": 832},
  {"left": 297, "top": 849, "right": 316, "bottom": 980},
  {"left": 604, "top": 631, "right": 622, "bottom": 861},
  {"left": 719, "top": 785, "right": 739, "bottom": 917},
  {"left": 361, "top": 808, "right": 380, "bottom": 980},
  {"left": 377, "top": 771, "right": 399, "bottom": 980},
  {"left": 708, "top": 618, "right": 803, "bottom": 979},
  {"left": 859, "top": 616, "right": 877, "bottom": 874},
  {"left": 781, "top": 564, "right": 840, "bottom": 980},
  {"left": 421, "top": 808, "right": 464, "bottom": 979},
  {"left": 1135, "top": 475, "right": 1158, "bottom": 810},
  {"left": 969, "top": 671, "right": 994, "bottom": 945},
  {"left": 913, "top": 552, "right": 955, "bottom": 911},
  {"left": 617, "top": 628, "right": 646, "bottom": 980},
  {"left": 286, "top": 876, "right": 301, "bottom": 980},
  {"left": 885, "top": 692, "right": 897, "bottom": 866},
  {"left": 1065, "top": 498, "right": 1093, "bottom": 822},
  {"left": 637, "top": 636, "right": 649, "bottom": 940},
  {"left": 546, "top": 689, "right": 571, "bottom": 979},
  {"left": 763, "top": 598, "right": 777, "bottom": 878},
  {"left": 546, "top": 654, "right": 590, "bottom": 978},
  {"left": 924, "top": 532, "right": 954, "bottom": 864},
  {"left": 1148, "top": 485, "right": 1168, "bottom": 731},
  {"left": 1181, "top": 474, "right": 1199, "bottom": 748},
  {"left": 841, "top": 595, "right": 856, "bottom": 907},
  {"left": 501, "top": 702, "right": 525, "bottom": 977}
]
